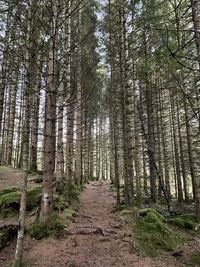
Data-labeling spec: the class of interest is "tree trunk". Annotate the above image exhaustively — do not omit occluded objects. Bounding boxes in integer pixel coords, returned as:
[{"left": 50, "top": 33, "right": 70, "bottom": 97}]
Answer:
[{"left": 41, "top": 1, "right": 58, "bottom": 219}]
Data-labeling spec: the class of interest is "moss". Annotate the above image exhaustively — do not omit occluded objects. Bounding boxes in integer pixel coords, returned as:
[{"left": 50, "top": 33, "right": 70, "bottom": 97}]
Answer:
[
  {"left": 138, "top": 208, "right": 165, "bottom": 221},
  {"left": 28, "top": 214, "right": 65, "bottom": 240},
  {"left": 120, "top": 209, "right": 137, "bottom": 222},
  {"left": 132, "top": 208, "right": 184, "bottom": 257},
  {"left": 0, "top": 187, "right": 19, "bottom": 196},
  {"left": 169, "top": 214, "right": 197, "bottom": 230},
  {"left": 12, "top": 259, "right": 35, "bottom": 267},
  {"left": 0, "top": 186, "right": 42, "bottom": 217},
  {"left": 0, "top": 191, "right": 21, "bottom": 216},
  {"left": 189, "top": 253, "right": 200, "bottom": 266}
]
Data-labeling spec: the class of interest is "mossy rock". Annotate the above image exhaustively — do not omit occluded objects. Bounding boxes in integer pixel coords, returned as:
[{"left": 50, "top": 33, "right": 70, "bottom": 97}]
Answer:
[
  {"left": 28, "top": 213, "right": 65, "bottom": 240},
  {"left": 133, "top": 208, "right": 184, "bottom": 257},
  {"left": 0, "top": 186, "right": 42, "bottom": 217},
  {"left": 169, "top": 214, "right": 197, "bottom": 230}
]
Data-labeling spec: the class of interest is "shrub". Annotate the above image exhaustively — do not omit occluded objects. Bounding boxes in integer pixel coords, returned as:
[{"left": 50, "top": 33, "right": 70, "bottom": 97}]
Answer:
[{"left": 28, "top": 214, "right": 65, "bottom": 240}]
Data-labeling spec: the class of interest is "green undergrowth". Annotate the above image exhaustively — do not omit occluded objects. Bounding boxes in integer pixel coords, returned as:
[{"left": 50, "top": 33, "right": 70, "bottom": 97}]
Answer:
[
  {"left": 27, "top": 213, "right": 65, "bottom": 240},
  {"left": 12, "top": 260, "right": 36, "bottom": 267},
  {"left": 28, "top": 183, "right": 83, "bottom": 240},
  {"left": 0, "top": 186, "right": 42, "bottom": 217},
  {"left": 188, "top": 253, "right": 200, "bottom": 266},
  {"left": 54, "top": 183, "right": 83, "bottom": 211},
  {"left": 131, "top": 208, "right": 185, "bottom": 257},
  {"left": 0, "top": 225, "right": 18, "bottom": 250},
  {"left": 0, "top": 187, "right": 19, "bottom": 197},
  {"left": 168, "top": 214, "right": 198, "bottom": 231}
]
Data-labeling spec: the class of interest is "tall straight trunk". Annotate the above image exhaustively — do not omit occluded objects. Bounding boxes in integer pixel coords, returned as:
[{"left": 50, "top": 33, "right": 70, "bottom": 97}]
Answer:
[
  {"left": 89, "top": 121, "right": 94, "bottom": 179},
  {"left": 95, "top": 119, "right": 100, "bottom": 180},
  {"left": 134, "top": 97, "right": 142, "bottom": 205},
  {"left": 143, "top": 29, "right": 157, "bottom": 202},
  {"left": 30, "top": 55, "right": 41, "bottom": 172},
  {"left": 119, "top": 2, "right": 134, "bottom": 206},
  {"left": 155, "top": 88, "right": 163, "bottom": 198},
  {"left": 83, "top": 113, "right": 89, "bottom": 180},
  {"left": 5, "top": 71, "right": 18, "bottom": 165},
  {"left": 0, "top": 85, "right": 8, "bottom": 165},
  {"left": 74, "top": 6, "right": 82, "bottom": 185},
  {"left": 111, "top": 88, "right": 120, "bottom": 204},
  {"left": 191, "top": 0, "right": 200, "bottom": 68},
  {"left": 14, "top": 0, "right": 36, "bottom": 265},
  {"left": 66, "top": 91, "right": 74, "bottom": 184},
  {"left": 0, "top": 5, "right": 13, "bottom": 137},
  {"left": 176, "top": 97, "right": 188, "bottom": 201},
  {"left": 184, "top": 98, "right": 198, "bottom": 203},
  {"left": 65, "top": 0, "right": 74, "bottom": 184},
  {"left": 145, "top": 84, "right": 157, "bottom": 202},
  {"left": 159, "top": 89, "right": 171, "bottom": 199},
  {"left": 56, "top": 78, "right": 64, "bottom": 190},
  {"left": 170, "top": 93, "right": 183, "bottom": 202},
  {"left": 41, "top": 1, "right": 58, "bottom": 219}
]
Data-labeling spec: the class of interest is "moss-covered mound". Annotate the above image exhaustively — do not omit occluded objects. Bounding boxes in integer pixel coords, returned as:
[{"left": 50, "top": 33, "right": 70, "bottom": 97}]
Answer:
[
  {"left": 0, "top": 187, "right": 42, "bottom": 217},
  {"left": 168, "top": 214, "right": 197, "bottom": 230},
  {"left": 132, "top": 208, "right": 184, "bottom": 257},
  {"left": 28, "top": 214, "right": 65, "bottom": 240}
]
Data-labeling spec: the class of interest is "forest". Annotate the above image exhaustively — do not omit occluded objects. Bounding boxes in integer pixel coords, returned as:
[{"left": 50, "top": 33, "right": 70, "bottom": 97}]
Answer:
[{"left": 0, "top": 0, "right": 200, "bottom": 266}]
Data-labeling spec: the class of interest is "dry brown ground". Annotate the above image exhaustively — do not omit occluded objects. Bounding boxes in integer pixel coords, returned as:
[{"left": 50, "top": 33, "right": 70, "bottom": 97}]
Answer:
[
  {"left": 0, "top": 166, "right": 23, "bottom": 190},
  {"left": 0, "top": 171, "right": 199, "bottom": 267}
]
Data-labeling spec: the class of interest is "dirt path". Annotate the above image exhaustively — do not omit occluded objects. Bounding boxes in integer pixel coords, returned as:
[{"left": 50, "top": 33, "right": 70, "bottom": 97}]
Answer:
[{"left": 0, "top": 181, "right": 182, "bottom": 267}]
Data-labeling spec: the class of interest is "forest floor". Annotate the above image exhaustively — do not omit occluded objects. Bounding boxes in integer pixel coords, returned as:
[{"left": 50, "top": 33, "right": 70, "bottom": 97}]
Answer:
[{"left": 0, "top": 170, "right": 200, "bottom": 266}]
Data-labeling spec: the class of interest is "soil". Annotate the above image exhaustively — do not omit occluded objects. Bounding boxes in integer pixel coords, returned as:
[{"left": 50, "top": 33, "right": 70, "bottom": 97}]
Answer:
[
  {"left": 0, "top": 182, "right": 194, "bottom": 267},
  {"left": 0, "top": 167, "right": 23, "bottom": 190},
  {"left": 0, "top": 179, "right": 200, "bottom": 266}
]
